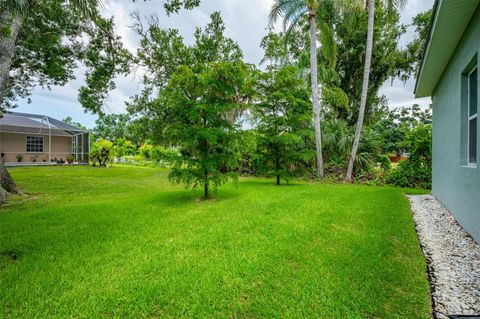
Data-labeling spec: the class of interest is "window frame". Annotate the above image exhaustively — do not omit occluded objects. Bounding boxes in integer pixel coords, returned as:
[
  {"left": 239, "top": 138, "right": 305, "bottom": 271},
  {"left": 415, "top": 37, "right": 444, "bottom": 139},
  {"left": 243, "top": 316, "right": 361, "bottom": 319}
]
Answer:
[
  {"left": 25, "top": 135, "right": 44, "bottom": 153},
  {"left": 467, "top": 67, "right": 478, "bottom": 165}
]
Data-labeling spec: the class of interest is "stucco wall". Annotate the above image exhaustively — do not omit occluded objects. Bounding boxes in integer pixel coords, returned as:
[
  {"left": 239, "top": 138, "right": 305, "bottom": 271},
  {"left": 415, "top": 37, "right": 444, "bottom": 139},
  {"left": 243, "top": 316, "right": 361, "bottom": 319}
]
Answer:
[
  {"left": 432, "top": 6, "right": 480, "bottom": 242},
  {"left": 0, "top": 133, "right": 72, "bottom": 163}
]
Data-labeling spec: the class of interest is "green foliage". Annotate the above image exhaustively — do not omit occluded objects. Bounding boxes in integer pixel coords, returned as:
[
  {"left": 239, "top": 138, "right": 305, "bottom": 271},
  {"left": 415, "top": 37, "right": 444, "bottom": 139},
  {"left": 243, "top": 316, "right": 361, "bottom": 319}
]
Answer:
[
  {"left": 254, "top": 65, "right": 314, "bottom": 184},
  {"left": 114, "top": 138, "right": 137, "bottom": 158},
  {"left": 161, "top": 62, "right": 253, "bottom": 198},
  {"left": 139, "top": 143, "right": 154, "bottom": 160},
  {"left": 321, "top": 119, "right": 382, "bottom": 177},
  {"left": 62, "top": 117, "right": 87, "bottom": 131},
  {"left": 1, "top": 0, "right": 129, "bottom": 112},
  {"left": 90, "top": 139, "right": 114, "bottom": 167},
  {"left": 387, "top": 124, "right": 432, "bottom": 189},
  {"left": 93, "top": 114, "right": 132, "bottom": 142},
  {"left": 334, "top": 2, "right": 411, "bottom": 125},
  {"left": 374, "top": 104, "right": 432, "bottom": 156},
  {"left": 405, "top": 9, "right": 433, "bottom": 78}
]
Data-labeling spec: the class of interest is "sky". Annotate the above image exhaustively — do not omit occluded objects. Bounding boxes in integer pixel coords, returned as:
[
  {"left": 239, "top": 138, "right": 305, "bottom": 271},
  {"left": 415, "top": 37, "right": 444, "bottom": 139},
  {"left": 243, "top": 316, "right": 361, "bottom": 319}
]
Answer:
[{"left": 14, "top": 0, "right": 435, "bottom": 129}]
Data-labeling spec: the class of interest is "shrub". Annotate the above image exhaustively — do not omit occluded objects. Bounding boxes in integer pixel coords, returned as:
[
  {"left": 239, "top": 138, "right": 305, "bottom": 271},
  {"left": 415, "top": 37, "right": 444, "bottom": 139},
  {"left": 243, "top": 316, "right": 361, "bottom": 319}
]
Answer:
[
  {"left": 139, "top": 143, "right": 154, "bottom": 160},
  {"left": 90, "top": 139, "right": 114, "bottom": 167},
  {"left": 387, "top": 124, "right": 432, "bottom": 189}
]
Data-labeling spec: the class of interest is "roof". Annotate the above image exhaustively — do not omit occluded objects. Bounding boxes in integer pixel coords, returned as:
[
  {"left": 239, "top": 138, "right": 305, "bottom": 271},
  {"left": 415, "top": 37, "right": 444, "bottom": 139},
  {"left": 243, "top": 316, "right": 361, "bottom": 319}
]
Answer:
[
  {"left": 0, "top": 112, "right": 87, "bottom": 136},
  {"left": 415, "top": 0, "right": 480, "bottom": 98}
]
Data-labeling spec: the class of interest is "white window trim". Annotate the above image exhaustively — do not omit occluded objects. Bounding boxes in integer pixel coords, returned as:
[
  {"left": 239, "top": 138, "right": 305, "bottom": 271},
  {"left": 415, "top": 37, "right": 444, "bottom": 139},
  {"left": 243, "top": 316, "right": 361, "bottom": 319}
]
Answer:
[
  {"left": 467, "top": 67, "right": 478, "bottom": 166},
  {"left": 25, "top": 135, "right": 45, "bottom": 153}
]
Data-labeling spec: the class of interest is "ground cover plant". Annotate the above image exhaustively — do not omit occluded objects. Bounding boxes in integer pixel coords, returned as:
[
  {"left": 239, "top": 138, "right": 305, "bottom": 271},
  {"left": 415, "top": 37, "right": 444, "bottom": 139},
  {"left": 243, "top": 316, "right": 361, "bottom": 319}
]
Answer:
[{"left": 0, "top": 166, "right": 431, "bottom": 318}]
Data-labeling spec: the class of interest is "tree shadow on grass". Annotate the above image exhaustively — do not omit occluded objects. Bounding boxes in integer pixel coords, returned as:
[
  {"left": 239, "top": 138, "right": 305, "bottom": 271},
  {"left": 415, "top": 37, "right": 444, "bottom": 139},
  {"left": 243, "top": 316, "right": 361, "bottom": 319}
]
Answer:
[{"left": 144, "top": 188, "right": 241, "bottom": 208}]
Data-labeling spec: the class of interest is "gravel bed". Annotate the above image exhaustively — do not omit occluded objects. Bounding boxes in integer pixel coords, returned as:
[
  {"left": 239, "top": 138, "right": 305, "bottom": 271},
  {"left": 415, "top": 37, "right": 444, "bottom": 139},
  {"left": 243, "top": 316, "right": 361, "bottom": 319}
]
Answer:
[{"left": 408, "top": 195, "right": 480, "bottom": 319}]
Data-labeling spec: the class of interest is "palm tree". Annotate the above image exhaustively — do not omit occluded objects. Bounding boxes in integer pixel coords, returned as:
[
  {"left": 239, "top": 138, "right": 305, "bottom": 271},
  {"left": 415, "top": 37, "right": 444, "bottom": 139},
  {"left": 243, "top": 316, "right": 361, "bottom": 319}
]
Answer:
[
  {"left": 345, "top": 0, "right": 406, "bottom": 181},
  {"left": 269, "top": 0, "right": 326, "bottom": 178}
]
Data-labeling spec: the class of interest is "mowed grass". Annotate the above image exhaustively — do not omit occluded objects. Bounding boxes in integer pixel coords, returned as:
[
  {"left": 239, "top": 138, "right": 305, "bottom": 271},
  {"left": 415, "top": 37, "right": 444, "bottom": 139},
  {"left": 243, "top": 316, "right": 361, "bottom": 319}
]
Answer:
[{"left": 0, "top": 166, "right": 431, "bottom": 318}]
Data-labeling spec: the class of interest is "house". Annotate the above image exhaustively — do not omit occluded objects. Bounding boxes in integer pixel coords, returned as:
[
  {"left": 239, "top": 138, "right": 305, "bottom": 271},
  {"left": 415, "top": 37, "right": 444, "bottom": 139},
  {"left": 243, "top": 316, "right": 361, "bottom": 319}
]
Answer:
[
  {"left": 415, "top": 0, "right": 480, "bottom": 242},
  {"left": 0, "top": 112, "right": 90, "bottom": 165}
]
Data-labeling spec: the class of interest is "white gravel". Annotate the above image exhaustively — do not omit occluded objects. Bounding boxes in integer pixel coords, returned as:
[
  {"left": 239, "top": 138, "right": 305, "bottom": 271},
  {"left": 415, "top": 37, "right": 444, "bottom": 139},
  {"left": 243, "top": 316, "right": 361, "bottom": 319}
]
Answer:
[{"left": 408, "top": 195, "right": 480, "bottom": 319}]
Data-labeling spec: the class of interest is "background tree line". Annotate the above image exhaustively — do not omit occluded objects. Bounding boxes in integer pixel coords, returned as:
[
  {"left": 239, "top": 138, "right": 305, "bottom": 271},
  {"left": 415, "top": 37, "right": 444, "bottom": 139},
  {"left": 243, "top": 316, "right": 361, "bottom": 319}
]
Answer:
[{"left": 0, "top": 0, "right": 433, "bottom": 201}]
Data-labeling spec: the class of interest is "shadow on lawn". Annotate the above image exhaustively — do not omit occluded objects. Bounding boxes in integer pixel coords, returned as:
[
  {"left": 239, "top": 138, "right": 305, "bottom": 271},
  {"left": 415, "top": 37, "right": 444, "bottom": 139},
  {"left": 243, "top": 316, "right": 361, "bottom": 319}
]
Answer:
[{"left": 145, "top": 188, "right": 242, "bottom": 207}]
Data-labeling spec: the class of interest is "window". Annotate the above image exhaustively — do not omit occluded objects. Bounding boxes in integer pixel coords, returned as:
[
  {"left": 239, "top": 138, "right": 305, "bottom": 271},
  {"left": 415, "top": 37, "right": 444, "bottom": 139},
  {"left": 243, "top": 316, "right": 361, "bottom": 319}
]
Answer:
[
  {"left": 468, "top": 68, "right": 477, "bottom": 164},
  {"left": 26, "top": 136, "right": 44, "bottom": 153}
]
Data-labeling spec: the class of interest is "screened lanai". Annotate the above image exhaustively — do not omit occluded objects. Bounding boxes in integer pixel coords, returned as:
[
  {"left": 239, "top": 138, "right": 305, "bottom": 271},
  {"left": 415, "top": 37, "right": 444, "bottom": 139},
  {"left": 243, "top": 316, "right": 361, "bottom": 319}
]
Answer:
[{"left": 0, "top": 112, "right": 89, "bottom": 164}]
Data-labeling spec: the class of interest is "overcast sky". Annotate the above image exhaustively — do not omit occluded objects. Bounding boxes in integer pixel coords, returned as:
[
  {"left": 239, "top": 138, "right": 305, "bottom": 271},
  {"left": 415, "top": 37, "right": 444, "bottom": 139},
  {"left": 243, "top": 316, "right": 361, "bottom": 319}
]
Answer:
[{"left": 14, "top": 0, "right": 434, "bottom": 128}]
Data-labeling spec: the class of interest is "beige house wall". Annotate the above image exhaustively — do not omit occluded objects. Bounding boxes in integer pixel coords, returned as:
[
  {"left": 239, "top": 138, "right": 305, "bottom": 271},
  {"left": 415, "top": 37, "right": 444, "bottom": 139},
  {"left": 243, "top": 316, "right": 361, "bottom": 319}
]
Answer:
[{"left": 0, "top": 132, "right": 72, "bottom": 163}]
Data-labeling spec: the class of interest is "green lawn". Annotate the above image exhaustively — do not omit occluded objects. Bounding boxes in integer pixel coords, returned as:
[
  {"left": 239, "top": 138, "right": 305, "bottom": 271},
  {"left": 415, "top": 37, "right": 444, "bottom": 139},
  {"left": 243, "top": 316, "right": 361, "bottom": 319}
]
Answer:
[{"left": 0, "top": 166, "right": 431, "bottom": 318}]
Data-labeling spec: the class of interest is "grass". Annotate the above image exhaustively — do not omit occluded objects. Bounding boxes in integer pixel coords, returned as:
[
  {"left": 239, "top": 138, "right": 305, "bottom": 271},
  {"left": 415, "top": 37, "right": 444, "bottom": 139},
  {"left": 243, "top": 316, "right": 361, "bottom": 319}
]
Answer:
[{"left": 0, "top": 166, "right": 431, "bottom": 318}]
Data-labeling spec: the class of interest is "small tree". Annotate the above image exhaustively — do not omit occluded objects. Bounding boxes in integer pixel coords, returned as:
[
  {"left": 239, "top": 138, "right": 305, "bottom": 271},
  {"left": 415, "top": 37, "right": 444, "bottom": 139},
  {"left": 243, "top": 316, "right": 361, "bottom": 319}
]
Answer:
[
  {"left": 161, "top": 62, "right": 253, "bottom": 199},
  {"left": 254, "top": 66, "right": 314, "bottom": 185},
  {"left": 90, "top": 139, "right": 114, "bottom": 167}
]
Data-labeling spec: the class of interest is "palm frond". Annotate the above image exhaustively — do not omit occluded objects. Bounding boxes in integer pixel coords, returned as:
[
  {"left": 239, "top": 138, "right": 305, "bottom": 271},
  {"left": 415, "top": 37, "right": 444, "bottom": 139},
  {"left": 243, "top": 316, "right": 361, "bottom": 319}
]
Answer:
[{"left": 269, "top": 0, "right": 308, "bottom": 29}]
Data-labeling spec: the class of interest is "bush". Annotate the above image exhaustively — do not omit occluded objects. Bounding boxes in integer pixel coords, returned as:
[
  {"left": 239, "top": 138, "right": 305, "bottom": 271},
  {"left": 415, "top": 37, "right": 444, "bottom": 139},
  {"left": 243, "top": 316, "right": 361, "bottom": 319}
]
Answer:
[
  {"left": 387, "top": 124, "right": 432, "bottom": 189},
  {"left": 90, "top": 139, "right": 114, "bottom": 167},
  {"left": 139, "top": 143, "right": 154, "bottom": 160}
]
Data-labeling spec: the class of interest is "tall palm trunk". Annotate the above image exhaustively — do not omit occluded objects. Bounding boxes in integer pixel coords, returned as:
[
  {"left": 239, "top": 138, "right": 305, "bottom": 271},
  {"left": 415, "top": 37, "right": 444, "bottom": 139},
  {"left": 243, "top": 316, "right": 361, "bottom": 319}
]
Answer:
[
  {"left": 0, "top": 8, "right": 23, "bottom": 105},
  {"left": 345, "top": 0, "right": 375, "bottom": 181},
  {"left": 309, "top": 13, "right": 324, "bottom": 179}
]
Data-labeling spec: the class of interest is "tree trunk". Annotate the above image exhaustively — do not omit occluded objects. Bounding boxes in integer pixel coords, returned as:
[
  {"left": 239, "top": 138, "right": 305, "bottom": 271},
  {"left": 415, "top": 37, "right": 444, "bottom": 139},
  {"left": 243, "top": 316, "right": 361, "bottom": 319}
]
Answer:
[
  {"left": 309, "top": 13, "right": 324, "bottom": 179},
  {"left": 0, "top": 8, "right": 23, "bottom": 105},
  {"left": 0, "top": 185, "right": 6, "bottom": 204},
  {"left": 345, "top": 0, "right": 375, "bottom": 181},
  {"left": 204, "top": 181, "right": 209, "bottom": 199},
  {"left": 0, "top": 154, "right": 19, "bottom": 193},
  {"left": 203, "top": 167, "right": 209, "bottom": 199}
]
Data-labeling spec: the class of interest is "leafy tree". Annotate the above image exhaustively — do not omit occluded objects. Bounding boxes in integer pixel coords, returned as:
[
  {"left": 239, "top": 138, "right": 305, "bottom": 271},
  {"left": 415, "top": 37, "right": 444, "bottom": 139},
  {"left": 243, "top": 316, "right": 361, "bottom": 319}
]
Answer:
[
  {"left": 254, "top": 65, "right": 314, "bottom": 185},
  {"left": 0, "top": 0, "right": 202, "bottom": 202},
  {"left": 374, "top": 104, "right": 431, "bottom": 156},
  {"left": 93, "top": 114, "right": 132, "bottom": 142},
  {"left": 114, "top": 138, "right": 137, "bottom": 157},
  {"left": 405, "top": 9, "right": 433, "bottom": 78},
  {"left": 127, "top": 12, "right": 245, "bottom": 138},
  {"left": 334, "top": 3, "right": 410, "bottom": 125},
  {"left": 139, "top": 142, "right": 154, "bottom": 160},
  {"left": 90, "top": 139, "right": 114, "bottom": 167},
  {"left": 62, "top": 117, "right": 87, "bottom": 131},
  {"left": 161, "top": 62, "right": 253, "bottom": 199},
  {"left": 269, "top": 0, "right": 324, "bottom": 178}
]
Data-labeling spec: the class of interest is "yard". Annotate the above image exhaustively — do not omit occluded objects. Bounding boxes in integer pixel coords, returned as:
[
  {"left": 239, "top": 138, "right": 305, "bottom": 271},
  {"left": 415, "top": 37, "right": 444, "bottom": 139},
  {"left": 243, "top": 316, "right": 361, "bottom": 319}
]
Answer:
[{"left": 0, "top": 166, "right": 431, "bottom": 318}]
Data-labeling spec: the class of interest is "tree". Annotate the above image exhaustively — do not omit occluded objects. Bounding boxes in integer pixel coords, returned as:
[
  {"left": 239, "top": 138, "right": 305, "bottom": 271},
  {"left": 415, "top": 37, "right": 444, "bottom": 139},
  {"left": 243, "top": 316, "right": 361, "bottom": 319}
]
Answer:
[
  {"left": 254, "top": 65, "right": 314, "bottom": 185},
  {"left": 90, "top": 139, "right": 114, "bottom": 167},
  {"left": 93, "top": 114, "right": 132, "bottom": 142},
  {"left": 114, "top": 138, "right": 137, "bottom": 157},
  {"left": 346, "top": 0, "right": 407, "bottom": 181},
  {"left": 0, "top": 0, "right": 202, "bottom": 203},
  {"left": 0, "top": 0, "right": 127, "bottom": 198},
  {"left": 62, "top": 117, "right": 87, "bottom": 131},
  {"left": 374, "top": 104, "right": 432, "bottom": 157},
  {"left": 161, "top": 62, "right": 253, "bottom": 199},
  {"left": 269, "top": 0, "right": 325, "bottom": 178},
  {"left": 127, "top": 12, "right": 245, "bottom": 138}
]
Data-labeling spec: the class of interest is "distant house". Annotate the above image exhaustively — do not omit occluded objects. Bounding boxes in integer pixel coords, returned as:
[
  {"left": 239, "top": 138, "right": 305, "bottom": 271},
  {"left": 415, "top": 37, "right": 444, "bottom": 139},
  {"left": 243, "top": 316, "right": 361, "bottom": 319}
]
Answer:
[
  {"left": 0, "top": 112, "right": 90, "bottom": 165},
  {"left": 415, "top": 0, "right": 480, "bottom": 242}
]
